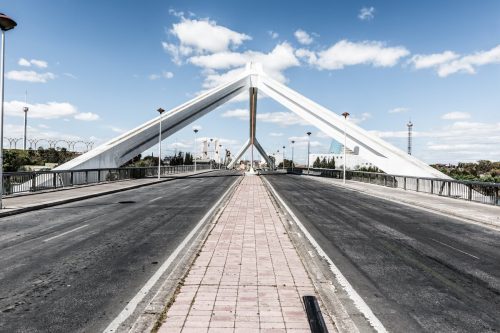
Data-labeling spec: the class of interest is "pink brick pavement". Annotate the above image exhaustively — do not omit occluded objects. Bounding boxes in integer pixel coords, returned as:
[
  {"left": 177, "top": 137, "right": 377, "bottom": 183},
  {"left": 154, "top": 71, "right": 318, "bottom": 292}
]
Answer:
[{"left": 157, "top": 175, "right": 335, "bottom": 333}]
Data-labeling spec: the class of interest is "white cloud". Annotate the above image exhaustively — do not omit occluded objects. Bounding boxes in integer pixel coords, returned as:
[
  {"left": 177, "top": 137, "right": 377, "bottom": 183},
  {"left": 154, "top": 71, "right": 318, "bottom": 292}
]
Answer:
[
  {"left": 295, "top": 48, "right": 317, "bottom": 64},
  {"left": 149, "top": 71, "right": 174, "bottom": 80},
  {"left": 18, "top": 58, "right": 31, "bottom": 67},
  {"left": 221, "top": 109, "right": 308, "bottom": 127},
  {"left": 438, "top": 45, "right": 500, "bottom": 77},
  {"left": 349, "top": 112, "right": 372, "bottom": 124},
  {"left": 163, "top": 71, "right": 174, "bottom": 79},
  {"left": 310, "top": 40, "right": 409, "bottom": 70},
  {"left": 294, "top": 29, "right": 313, "bottom": 45},
  {"left": 6, "top": 70, "right": 56, "bottom": 83},
  {"left": 371, "top": 120, "right": 500, "bottom": 163},
  {"left": 107, "top": 126, "right": 126, "bottom": 133},
  {"left": 268, "top": 30, "right": 279, "bottom": 39},
  {"left": 269, "top": 132, "right": 284, "bottom": 137},
  {"left": 189, "top": 42, "right": 300, "bottom": 86},
  {"left": 411, "top": 45, "right": 500, "bottom": 77},
  {"left": 287, "top": 135, "right": 324, "bottom": 148},
  {"left": 63, "top": 73, "right": 77, "bottom": 79},
  {"left": 441, "top": 111, "right": 471, "bottom": 120},
  {"left": 17, "top": 58, "right": 48, "bottom": 68},
  {"left": 5, "top": 100, "right": 78, "bottom": 119},
  {"left": 358, "top": 7, "right": 375, "bottom": 21},
  {"left": 74, "top": 112, "right": 100, "bottom": 121},
  {"left": 30, "top": 59, "right": 48, "bottom": 68},
  {"left": 388, "top": 107, "right": 409, "bottom": 113},
  {"left": 4, "top": 123, "right": 82, "bottom": 142},
  {"left": 168, "top": 18, "right": 251, "bottom": 54},
  {"left": 409, "top": 51, "right": 459, "bottom": 69},
  {"left": 221, "top": 108, "right": 248, "bottom": 119}
]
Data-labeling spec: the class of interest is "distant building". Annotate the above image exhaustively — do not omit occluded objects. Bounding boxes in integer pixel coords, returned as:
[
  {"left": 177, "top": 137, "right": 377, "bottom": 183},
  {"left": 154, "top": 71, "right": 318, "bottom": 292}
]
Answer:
[
  {"left": 329, "top": 139, "right": 343, "bottom": 154},
  {"left": 308, "top": 146, "right": 374, "bottom": 170}
]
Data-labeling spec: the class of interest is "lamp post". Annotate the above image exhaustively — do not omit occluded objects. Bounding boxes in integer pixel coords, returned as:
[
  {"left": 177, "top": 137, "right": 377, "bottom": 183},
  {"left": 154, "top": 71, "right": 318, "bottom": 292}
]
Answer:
[
  {"left": 0, "top": 13, "right": 17, "bottom": 208},
  {"left": 306, "top": 131, "right": 312, "bottom": 174},
  {"left": 218, "top": 144, "right": 222, "bottom": 170},
  {"left": 282, "top": 145, "right": 285, "bottom": 170},
  {"left": 23, "top": 90, "right": 28, "bottom": 150},
  {"left": 291, "top": 140, "right": 295, "bottom": 172},
  {"left": 193, "top": 128, "right": 198, "bottom": 172},
  {"left": 341, "top": 112, "right": 350, "bottom": 184},
  {"left": 157, "top": 108, "right": 165, "bottom": 179},
  {"left": 209, "top": 138, "right": 213, "bottom": 169}
]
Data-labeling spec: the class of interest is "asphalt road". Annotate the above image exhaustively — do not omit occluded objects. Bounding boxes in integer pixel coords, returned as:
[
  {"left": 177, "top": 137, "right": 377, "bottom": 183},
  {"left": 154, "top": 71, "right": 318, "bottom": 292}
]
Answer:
[
  {"left": 0, "top": 171, "right": 239, "bottom": 333},
  {"left": 266, "top": 174, "right": 500, "bottom": 332}
]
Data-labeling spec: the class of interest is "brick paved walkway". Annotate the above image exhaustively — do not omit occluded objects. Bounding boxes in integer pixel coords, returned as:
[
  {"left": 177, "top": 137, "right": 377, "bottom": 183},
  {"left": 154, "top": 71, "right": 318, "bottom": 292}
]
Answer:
[{"left": 158, "top": 175, "right": 335, "bottom": 332}]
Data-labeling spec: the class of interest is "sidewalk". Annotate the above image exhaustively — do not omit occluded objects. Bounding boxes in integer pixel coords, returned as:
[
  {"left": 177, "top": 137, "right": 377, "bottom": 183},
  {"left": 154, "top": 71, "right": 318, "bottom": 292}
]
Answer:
[
  {"left": 306, "top": 175, "right": 500, "bottom": 228},
  {"left": 157, "top": 175, "right": 335, "bottom": 333},
  {"left": 0, "top": 169, "right": 213, "bottom": 218}
]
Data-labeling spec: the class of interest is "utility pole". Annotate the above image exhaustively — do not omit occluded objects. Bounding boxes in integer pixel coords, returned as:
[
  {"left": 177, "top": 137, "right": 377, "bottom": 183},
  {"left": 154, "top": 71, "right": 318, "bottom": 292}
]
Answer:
[{"left": 407, "top": 120, "right": 413, "bottom": 155}]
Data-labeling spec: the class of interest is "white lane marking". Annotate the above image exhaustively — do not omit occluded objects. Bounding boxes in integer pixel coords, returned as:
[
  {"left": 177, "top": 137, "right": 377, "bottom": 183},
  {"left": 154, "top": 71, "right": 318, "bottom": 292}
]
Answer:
[
  {"left": 43, "top": 225, "right": 89, "bottom": 242},
  {"left": 429, "top": 238, "right": 480, "bottom": 260},
  {"left": 103, "top": 177, "right": 240, "bottom": 333},
  {"left": 148, "top": 196, "right": 163, "bottom": 203},
  {"left": 263, "top": 178, "right": 388, "bottom": 333}
]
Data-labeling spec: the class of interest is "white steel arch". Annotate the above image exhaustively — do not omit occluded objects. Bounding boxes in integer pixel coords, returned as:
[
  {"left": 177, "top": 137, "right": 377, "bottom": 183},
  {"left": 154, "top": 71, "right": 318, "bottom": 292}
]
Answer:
[{"left": 56, "top": 63, "right": 447, "bottom": 178}]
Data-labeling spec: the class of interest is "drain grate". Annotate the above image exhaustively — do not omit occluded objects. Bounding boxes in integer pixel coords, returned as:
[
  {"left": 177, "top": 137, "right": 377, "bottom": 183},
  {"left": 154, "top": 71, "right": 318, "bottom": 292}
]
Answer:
[{"left": 303, "top": 295, "right": 329, "bottom": 333}]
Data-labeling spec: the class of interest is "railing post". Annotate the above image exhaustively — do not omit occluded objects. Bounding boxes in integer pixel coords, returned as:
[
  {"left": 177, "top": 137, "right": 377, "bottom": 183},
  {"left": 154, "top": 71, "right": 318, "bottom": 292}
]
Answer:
[
  {"left": 31, "top": 173, "right": 36, "bottom": 192},
  {"left": 430, "top": 180, "right": 434, "bottom": 194},
  {"left": 447, "top": 181, "right": 451, "bottom": 197},
  {"left": 70, "top": 171, "right": 74, "bottom": 186},
  {"left": 495, "top": 187, "right": 499, "bottom": 206},
  {"left": 404, "top": 177, "right": 407, "bottom": 190},
  {"left": 416, "top": 178, "right": 419, "bottom": 192},
  {"left": 98, "top": 170, "right": 102, "bottom": 183},
  {"left": 468, "top": 184, "right": 472, "bottom": 201},
  {"left": 85, "top": 170, "right": 89, "bottom": 184}
]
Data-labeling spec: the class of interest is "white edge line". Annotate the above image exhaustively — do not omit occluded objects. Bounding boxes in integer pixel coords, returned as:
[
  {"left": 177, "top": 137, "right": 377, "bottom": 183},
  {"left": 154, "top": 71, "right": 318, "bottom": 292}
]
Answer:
[
  {"left": 263, "top": 177, "right": 388, "bottom": 333},
  {"left": 43, "top": 224, "right": 89, "bottom": 242},
  {"left": 429, "top": 238, "right": 480, "bottom": 260},
  {"left": 103, "top": 176, "right": 240, "bottom": 333}
]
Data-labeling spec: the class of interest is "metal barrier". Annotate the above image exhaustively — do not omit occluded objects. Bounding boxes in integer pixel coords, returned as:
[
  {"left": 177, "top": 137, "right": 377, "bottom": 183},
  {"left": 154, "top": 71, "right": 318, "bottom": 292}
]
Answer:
[
  {"left": 2, "top": 164, "right": 211, "bottom": 196},
  {"left": 289, "top": 167, "right": 500, "bottom": 206}
]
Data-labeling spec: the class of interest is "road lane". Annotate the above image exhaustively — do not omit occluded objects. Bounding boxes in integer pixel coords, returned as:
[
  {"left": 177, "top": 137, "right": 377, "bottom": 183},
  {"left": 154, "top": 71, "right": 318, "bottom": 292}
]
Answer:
[
  {"left": 266, "top": 174, "right": 500, "bottom": 332},
  {"left": 0, "top": 171, "right": 240, "bottom": 333}
]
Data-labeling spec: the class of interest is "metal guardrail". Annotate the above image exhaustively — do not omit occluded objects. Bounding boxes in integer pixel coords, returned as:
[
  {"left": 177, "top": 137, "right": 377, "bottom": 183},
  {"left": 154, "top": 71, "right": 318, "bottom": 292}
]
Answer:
[
  {"left": 2, "top": 164, "right": 211, "bottom": 196},
  {"left": 289, "top": 167, "right": 500, "bottom": 206}
]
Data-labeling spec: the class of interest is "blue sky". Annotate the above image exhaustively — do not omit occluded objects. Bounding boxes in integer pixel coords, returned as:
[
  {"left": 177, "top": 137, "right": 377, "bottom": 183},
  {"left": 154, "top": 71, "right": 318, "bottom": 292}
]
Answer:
[{"left": 2, "top": 0, "right": 499, "bottom": 164}]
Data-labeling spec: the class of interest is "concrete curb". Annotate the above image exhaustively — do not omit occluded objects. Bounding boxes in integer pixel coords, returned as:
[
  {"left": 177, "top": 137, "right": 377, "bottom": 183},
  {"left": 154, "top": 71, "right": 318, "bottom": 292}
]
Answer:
[{"left": 0, "top": 170, "right": 215, "bottom": 219}]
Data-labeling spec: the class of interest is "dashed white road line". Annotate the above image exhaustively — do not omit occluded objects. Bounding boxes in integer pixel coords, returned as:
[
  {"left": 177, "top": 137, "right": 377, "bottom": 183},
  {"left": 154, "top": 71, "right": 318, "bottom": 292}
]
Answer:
[
  {"left": 43, "top": 224, "right": 89, "bottom": 242},
  {"left": 148, "top": 196, "right": 163, "bottom": 203},
  {"left": 429, "top": 238, "right": 480, "bottom": 260},
  {"left": 264, "top": 177, "right": 388, "bottom": 333},
  {"left": 103, "top": 176, "right": 240, "bottom": 333}
]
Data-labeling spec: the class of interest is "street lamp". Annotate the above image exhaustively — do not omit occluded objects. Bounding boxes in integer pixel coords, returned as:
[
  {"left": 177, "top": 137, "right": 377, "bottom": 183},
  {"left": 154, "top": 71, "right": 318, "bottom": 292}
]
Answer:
[
  {"left": 157, "top": 108, "right": 165, "bottom": 179},
  {"left": 291, "top": 140, "right": 295, "bottom": 172},
  {"left": 209, "top": 138, "right": 213, "bottom": 169},
  {"left": 0, "top": 13, "right": 17, "bottom": 209},
  {"left": 282, "top": 145, "right": 285, "bottom": 170},
  {"left": 341, "top": 112, "right": 350, "bottom": 184},
  {"left": 218, "top": 144, "right": 222, "bottom": 170},
  {"left": 193, "top": 128, "right": 198, "bottom": 172},
  {"left": 306, "top": 131, "right": 312, "bottom": 174}
]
